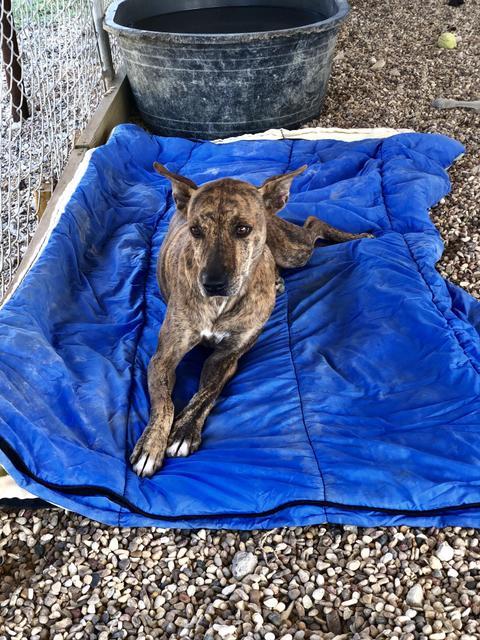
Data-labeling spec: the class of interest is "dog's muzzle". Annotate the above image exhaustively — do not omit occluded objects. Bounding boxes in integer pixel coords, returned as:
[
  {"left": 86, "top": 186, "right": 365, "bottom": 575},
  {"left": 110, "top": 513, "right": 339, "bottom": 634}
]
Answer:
[{"left": 200, "top": 271, "right": 230, "bottom": 297}]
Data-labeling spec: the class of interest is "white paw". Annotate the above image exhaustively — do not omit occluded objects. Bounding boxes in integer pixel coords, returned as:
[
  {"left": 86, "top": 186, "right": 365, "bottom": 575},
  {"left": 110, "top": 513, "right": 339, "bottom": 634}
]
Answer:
[
  {"left": 166, "top": 440, "right": 190, "bottom": 458},
  {"left": 132, "top": 452, "right": 159, "bottom": 478}
]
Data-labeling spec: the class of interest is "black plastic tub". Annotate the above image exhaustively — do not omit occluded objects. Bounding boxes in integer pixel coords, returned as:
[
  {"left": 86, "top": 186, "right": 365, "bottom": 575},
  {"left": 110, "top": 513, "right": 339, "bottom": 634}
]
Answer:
[{"left": 104, "top": 1, "right": 349, "bottom": 139}]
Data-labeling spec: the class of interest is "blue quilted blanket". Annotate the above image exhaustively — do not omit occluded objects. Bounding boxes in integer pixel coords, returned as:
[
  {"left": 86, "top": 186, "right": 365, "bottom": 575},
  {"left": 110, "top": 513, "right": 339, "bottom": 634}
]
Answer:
[{"left": 1, "top": 124, "right": 479, "bottom": 529}]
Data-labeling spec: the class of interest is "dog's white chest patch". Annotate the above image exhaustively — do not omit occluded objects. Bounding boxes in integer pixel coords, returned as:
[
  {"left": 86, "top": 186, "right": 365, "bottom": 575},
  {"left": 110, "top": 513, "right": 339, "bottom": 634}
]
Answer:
[{"left": 200, "top": 328, "right": 230, "bottom": 344}]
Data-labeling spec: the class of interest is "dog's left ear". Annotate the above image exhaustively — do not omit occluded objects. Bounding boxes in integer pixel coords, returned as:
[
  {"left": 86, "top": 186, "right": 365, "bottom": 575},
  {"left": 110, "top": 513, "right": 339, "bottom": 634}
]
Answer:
[
  {"left": 258, "top": 165, "right": 307, "bottom": 215},
  {"left": 154, "top": 162, "right": 198, "bottom": 216}
]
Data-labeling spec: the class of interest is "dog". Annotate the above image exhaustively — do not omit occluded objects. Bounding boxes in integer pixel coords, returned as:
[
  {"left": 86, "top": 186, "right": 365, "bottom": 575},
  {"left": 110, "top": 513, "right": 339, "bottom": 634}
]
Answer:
[{"left": 131, "top": 163, "right": 371, "bottom": 477}]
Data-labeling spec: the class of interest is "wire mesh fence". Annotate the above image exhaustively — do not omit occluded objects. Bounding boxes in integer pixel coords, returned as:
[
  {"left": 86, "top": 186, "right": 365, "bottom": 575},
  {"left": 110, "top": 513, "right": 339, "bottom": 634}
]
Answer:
[{"left": 0, "top": 0, "right": 115, "bottom": 298}]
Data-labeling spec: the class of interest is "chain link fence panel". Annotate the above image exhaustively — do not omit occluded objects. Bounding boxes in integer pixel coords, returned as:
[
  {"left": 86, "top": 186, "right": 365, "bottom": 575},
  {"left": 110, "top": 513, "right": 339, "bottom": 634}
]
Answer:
[{"left": 0, "top": 0, "right": 116, "bottom": 298}]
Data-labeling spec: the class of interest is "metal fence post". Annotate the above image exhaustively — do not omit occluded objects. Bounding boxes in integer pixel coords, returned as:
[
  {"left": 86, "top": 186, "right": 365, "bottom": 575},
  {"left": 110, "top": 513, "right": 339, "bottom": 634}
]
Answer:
[
  {"left": 91, "top": 0, "right": 114, "bottom": 89},
  {"left": 0, "top": 0, "right": 29, "bottom": 122}
]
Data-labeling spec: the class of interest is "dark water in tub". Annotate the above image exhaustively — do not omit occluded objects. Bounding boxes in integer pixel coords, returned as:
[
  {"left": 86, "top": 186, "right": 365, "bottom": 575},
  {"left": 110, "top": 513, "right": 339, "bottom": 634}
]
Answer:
[{"left": 133, "top": 6, "right": 326, "bottom": 34}]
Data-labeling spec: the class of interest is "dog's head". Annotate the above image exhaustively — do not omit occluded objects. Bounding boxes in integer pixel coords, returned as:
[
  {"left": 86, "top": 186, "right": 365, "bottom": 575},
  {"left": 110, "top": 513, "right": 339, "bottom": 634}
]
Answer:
[{"left": 154, "top": 162, "right": 306, "bottom": 297}]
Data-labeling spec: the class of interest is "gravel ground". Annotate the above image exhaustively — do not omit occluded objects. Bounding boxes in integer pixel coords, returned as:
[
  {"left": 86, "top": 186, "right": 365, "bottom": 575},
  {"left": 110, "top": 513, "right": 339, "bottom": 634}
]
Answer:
[
  {"left": 1, "top": 516, "right": 480, "bottom": 640},
  {"left": 1, "top": 1, "right": 480, "bottom": 639},
  {"left": 313, "top": 0, "right": 480, "bottom": 296}
]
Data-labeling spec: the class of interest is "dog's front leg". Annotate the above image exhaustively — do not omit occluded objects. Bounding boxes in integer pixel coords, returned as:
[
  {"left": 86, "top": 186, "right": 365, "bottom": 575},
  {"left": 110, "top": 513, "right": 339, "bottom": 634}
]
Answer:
[
  {"left": 166, "top": 342, "right": 253, "bottom": 458},
  {"left": 130, "top": 313, "right": 198, "bottom": 477}
]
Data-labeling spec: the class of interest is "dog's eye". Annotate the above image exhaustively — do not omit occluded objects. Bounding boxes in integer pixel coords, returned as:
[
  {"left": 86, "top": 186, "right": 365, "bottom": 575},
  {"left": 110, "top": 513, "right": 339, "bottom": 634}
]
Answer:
[
  {"left": 190, "top": 225, "right": 203, "bottom": 238},
  {"left": 235, "top": 224, "right": 252, "bottom": 238}
]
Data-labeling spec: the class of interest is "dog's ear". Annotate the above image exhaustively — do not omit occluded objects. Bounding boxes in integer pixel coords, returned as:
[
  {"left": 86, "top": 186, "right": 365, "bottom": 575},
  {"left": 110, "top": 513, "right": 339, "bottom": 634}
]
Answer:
[
  {"left": 258, "top": 165, "right": 307, "bottom": 215},
  {"left": 154, "top": 162, "right": 198, "bottom": 216}
]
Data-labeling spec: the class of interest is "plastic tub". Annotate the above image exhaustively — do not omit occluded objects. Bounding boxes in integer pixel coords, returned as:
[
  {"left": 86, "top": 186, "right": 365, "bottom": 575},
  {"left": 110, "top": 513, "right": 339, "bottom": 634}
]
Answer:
[{"left": 104, "top": 0, "right": 349, "bottom": 139}]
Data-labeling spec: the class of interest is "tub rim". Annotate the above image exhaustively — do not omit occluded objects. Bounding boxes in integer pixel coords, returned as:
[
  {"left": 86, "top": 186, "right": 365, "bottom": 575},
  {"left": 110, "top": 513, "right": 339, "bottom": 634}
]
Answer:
[{"left": 104, "top": 0, "right": 349, "bottom": 44}]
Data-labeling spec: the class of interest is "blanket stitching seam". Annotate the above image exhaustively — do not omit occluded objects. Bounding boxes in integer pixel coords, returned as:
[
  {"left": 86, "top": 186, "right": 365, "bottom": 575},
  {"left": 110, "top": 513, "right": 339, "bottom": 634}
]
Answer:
[
  {"left": 378, "top": 142, "right": 480, "bottom": 377},
  {"left": 6, "top": 422, "right": 480, "bottom": 521},
  {"left": 284, "top": 288, "right": 328, "bottom": 522},
  {"left": 402, "top": 235, "right": 480, "bottom": 376},
  {"left": 3, "top": 430, "right": 480, "bottom": 520},
  {"left": 378, "top": 142, "right": 394, "bottom": 231},
  {"left": 283, "top": 140, "right": 328, "bottom": 522},
  {"left": 118, "top": 209, "right": 159, "bottom": 526},
  {"left": 118, "top": 141, "right": 198, "bottom": 527}
]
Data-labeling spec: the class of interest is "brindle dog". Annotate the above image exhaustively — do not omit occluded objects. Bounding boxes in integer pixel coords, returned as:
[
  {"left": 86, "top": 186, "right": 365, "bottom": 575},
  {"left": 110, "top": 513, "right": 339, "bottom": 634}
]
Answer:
[{"left": 131, "top": 163, "right": 371, "bottom": 477}]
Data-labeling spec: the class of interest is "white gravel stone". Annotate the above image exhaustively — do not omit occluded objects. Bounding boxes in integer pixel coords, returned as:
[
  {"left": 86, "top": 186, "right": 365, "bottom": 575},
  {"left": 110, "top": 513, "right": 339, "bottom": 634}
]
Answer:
[
  {"left": 109, "top": 537, "right": 119, "bottom": 552},
  {"left": 51, "top": 582, "right": 61, "bottom": 595},
  {"left": 405, "top": 584, "right": 424, "bottom": 607},
  {"left": 436, "top": 542, "right": 455, "bottom": 562},
  {"left": 264, "top": 597, "right": 278, "bottom": 609},
  {"left": 252, "top": 613, "right": 263, "bottom": 632},
  {"left": 371, "top": 58, "right": 386, "bottom": 70},
  {"left": 213, "top": 624, "right": 237, "bottom": 638},
  {"left": 297, "top": 569, "right": 309, "bottom": 583},
  {"left": 312, "top": 588, "right": 325, "bottom": 602},
  {"left": 231, "top": 551, "right": 258, "bottom": 579}
]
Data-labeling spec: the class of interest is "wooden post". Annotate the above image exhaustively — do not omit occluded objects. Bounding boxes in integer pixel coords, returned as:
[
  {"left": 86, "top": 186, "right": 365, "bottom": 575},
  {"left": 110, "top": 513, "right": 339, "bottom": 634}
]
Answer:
[
  {"left": 91, "top": 0, "right": 114, "bottom": 89},
  {"left": 1, "top": 0, "right": 29, "bottom": 122}
]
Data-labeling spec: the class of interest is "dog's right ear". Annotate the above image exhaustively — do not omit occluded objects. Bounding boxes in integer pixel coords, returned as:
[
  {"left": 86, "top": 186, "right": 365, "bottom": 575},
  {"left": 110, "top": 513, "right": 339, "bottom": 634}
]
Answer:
[{"left": 153, "top": 162, "right": 197, "bottom": 216}]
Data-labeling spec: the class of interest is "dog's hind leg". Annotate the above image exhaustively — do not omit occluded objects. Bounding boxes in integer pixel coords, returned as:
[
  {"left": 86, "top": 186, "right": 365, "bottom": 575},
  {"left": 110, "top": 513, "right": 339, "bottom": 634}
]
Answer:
[
  {"left": 305, "top": 216, "right": 373, "bottom": 244},
  {"left": 266, "top": 215, "right": 316, "bottom": 269},
  {"left": 267, "top": 215, "right": 372, "bottom": 269},
  {"left": 275, "top": 268, "right": 285, "bottom": 294}
]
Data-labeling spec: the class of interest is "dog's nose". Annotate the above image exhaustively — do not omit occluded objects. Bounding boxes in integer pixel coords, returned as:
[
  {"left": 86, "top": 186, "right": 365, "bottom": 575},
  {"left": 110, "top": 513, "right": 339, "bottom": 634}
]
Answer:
[{"left": 201, "top": 271, "right": 229, "bottom": 296}]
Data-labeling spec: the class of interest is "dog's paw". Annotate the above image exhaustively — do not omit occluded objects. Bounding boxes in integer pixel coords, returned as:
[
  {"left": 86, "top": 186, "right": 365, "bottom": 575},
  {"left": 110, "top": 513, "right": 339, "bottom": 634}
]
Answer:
[
  {"left": 166, "top": 420, "right": 202, "bottom": 458},
  {"left": 130, "top": 427, "right": 166, "bottom": 478},
  {"left": 360, "top": 232, "right": 375, "bottom": 239},
  {"left": 275, "top": 276, "right": 285, "bottom": 295}
]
